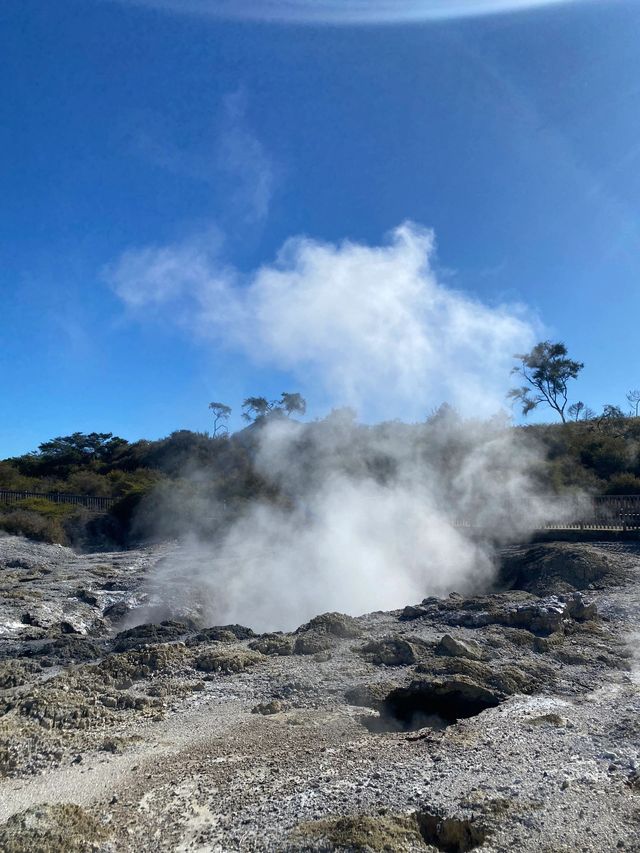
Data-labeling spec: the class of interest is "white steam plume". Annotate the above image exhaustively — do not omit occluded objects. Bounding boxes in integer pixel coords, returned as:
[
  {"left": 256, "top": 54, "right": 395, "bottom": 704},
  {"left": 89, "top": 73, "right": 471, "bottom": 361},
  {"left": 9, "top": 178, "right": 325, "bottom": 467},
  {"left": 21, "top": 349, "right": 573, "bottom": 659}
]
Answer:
[
  {"left": 108, "top": 222, "right": 535, "bottom": 420},
  {"left": 108, "top": 223, "right": 568, "bottom": 632}
]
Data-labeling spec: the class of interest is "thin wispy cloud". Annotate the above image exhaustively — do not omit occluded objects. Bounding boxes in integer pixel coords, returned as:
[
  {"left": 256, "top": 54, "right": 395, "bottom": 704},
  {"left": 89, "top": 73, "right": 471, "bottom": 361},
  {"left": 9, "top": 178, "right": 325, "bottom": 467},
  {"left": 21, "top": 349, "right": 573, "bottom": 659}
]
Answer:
[
  {"left": 217, "top": 89, "right": 275, "bottom": 223},
  {"left": 111, "top": 0, "right": 587, "bottom": 24},
  {"left": 121, "top": 90, "right": 275, "bottom": 224},
  {"left": 105, "top": 222, "right": 536, "bottom": 420}
]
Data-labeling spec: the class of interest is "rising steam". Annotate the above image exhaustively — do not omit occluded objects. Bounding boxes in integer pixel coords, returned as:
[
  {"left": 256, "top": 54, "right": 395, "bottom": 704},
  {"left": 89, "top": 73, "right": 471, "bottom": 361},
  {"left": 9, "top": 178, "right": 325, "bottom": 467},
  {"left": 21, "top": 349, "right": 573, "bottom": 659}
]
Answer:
[
  {"left": 109, "top": 223, "right": 568, "bottom": 632},
  {"left": 109, "top": 223, "right": 535, "bottom": 420}
]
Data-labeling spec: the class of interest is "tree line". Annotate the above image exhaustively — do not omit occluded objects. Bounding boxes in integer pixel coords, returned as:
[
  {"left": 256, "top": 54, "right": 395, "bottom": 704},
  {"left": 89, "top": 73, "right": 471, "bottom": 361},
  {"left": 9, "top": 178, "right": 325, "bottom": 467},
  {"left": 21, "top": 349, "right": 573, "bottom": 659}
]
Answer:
[{"left": 208, "top": 392, "right": 307, "bottom": 435}]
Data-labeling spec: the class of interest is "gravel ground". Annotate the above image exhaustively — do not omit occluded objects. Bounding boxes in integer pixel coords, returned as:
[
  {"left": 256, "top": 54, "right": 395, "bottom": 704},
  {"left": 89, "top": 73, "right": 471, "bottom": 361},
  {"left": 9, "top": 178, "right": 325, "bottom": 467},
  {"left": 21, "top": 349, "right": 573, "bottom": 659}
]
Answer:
[{"left": 0, "top": 534, "right": 639, "bottom": 851}]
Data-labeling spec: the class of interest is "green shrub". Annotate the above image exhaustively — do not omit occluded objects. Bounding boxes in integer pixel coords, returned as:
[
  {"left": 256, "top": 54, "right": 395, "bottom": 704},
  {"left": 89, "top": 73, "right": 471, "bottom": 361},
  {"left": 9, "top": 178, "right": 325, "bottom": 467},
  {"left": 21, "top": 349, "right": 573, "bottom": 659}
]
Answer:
[
  {"left": 0, "top": 509, "right": 67, "bottom": 544},
  {"left": 12, "top": 497, "right": 76, "bottom": 519},
  {"left": 604, "top": 473, "right": 640, "bottom": 495}
]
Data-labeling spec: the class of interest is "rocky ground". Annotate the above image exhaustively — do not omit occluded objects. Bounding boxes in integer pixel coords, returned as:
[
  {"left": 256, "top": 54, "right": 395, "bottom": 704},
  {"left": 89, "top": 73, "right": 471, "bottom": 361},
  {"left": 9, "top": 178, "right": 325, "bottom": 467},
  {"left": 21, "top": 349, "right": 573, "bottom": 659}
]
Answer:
[{"left": 0, "top": 533, "right": 639, "bottom": 852}]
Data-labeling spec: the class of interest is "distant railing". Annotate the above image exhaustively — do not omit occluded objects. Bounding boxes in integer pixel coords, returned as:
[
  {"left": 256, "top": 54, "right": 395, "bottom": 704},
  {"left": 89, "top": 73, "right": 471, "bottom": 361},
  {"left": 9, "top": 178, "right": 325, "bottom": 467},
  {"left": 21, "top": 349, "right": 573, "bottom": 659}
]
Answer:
[
  {"left": 553, "top": 495, "right": 640, "bottom": 531},
  {"left": 0, "top": 489, "right": 116, "bottom": 512},
  {"left": 0, "top": 489, "right": 639, "bottom": 528},
  {"left": 451, "top": 494, "right": 640, "bottom": 531}
]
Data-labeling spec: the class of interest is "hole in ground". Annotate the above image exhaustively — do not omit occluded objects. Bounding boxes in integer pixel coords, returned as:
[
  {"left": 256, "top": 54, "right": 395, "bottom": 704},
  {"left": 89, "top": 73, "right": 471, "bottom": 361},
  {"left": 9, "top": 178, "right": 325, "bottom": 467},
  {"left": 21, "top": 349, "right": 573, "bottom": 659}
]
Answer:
[
  {"left": 364, "top": 678, "right": 502, "bottom": 733},
  {"left": 417, "top": 811, "right": 487, "bottom": 852}
]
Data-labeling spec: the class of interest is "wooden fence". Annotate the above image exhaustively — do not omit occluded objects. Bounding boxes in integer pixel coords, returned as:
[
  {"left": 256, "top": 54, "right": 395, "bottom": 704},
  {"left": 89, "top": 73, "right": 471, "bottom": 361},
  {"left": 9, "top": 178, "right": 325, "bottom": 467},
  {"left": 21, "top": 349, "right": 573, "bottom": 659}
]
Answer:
[
  {"left": 0, "top": 490, "right": 116, "bottom": 513},
  {"left": 0, "top": 489, "right": 639, "bottom": 528},
  {"left": 451, "top": 495, "right": 640, "bottom": 531},
  {"left": 554, "top": 495, "right": 640, "bottom": 531}
]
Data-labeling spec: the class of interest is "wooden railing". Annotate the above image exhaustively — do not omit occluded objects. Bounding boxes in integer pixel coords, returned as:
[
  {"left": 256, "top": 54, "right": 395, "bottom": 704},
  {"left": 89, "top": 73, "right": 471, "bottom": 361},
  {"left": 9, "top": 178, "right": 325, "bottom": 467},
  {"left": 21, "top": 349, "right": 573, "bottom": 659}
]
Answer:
[
  {"left": 0, "top": 489, "right": 116, "bottom": 512},
  {"left": 450, "top": 495, "right": 640, "bottom": 532},
  {"left": 0, "top": 489, "right": 639, "bottom": 528},
  {"left": 556, "top": 495, "right": 640, "bottom": 531}
]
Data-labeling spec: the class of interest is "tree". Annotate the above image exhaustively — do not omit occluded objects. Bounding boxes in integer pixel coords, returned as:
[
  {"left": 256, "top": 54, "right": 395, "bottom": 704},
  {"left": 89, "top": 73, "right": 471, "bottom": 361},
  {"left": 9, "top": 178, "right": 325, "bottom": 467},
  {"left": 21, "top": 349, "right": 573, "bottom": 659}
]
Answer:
[
  {"left": 508, "top": 341, "right": 583, "bottom": 423},
  {"left": 279, "top": 392, "right": 306, "bottom": 417},
  {"left": 208, "top": 402, "right": 231, "bottom": 436},
  {"left": 241, "top": 397, "right": 272, "bottom": 423},
  {"left": 568, "top": 401, "right": 597, "bottom": 422},
  {"left": 241, "top": 392, "right": 307, "bottom": 423},
  {"left": 627, "top": 389, "right": 640, "bottom": 417},
  {"left": 426, "top": 402, "right": 461, "bottom": 426},
  {"left": 12, "top": 432, "right": 129, "bottom": 477},
  {"left": 601, "top": 404, "right": 625, "bottom": 420},
  {"left": 568, "top": 401, "right": 585, "bottom": 422}
]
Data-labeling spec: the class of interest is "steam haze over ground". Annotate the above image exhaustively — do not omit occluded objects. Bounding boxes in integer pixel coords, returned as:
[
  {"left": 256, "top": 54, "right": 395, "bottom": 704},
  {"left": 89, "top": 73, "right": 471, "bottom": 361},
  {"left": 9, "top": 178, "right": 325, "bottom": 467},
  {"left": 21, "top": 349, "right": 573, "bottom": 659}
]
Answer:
[{"left": 111, "top": 224, "right": 575, "bottom": 631}]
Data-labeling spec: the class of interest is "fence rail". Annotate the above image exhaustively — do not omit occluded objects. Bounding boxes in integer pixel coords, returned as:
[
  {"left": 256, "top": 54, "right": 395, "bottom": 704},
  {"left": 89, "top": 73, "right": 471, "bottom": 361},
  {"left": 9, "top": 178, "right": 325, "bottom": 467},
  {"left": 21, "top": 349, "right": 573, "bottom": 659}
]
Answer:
[
  {"left": 452, "top": 494, "right": 640, "bottom": 531},
  {"left": 0, "top": 490, "right": 116, "bottom": 512},
  {"left": 0, "top": 489, "right": 639, "bottom": 529},
  {"left": 536, "top": 495, "right": 640, "bottom": 530}
]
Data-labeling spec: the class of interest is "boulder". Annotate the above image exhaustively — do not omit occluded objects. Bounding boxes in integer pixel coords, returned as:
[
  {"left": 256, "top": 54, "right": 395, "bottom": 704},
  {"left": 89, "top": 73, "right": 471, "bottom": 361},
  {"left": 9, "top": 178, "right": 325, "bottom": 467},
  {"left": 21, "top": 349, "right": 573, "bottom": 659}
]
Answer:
[
  {"left": 249, "top": 633, "right": 295, "bottom": 656},
  {"left": 293, "top": 633, "right": 334, "bottom": 656},
  {"left": 435, "top": 634, "right": 483, "bottom": 661},
  {"left": 32, "top": 636, "right": 101, "bottom": 664},
  {"left": 345, "top": 681, "right": 401, "bottom": 711},
  {"left": 102, "top": 601, "right": 130, "bottom": 623},
  {"left": 358, "top": 635, "right": 426, "bottom": 666},
  {"left": 295, "top": 611, "right": 361, "bottom": 639},
  {"left": 498, "top": 543, "right": 620, "bottom": 594},
  {"left": 190, "top": 624, "right": 255, "bottom": 645},
  {"left": 383, "top": 675, "right": 503, "bottom": 726},
  {"left": 194, "top": 648, "right": 263, "bottom": 674},
  {"left": 113, "top": 621, "right": 189, "bottom": 652}
]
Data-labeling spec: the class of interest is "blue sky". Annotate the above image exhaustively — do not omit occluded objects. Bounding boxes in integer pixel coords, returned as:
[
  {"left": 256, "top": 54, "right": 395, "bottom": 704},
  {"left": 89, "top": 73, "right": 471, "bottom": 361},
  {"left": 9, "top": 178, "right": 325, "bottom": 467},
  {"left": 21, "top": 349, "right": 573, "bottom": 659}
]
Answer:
[{"left": 1, "top": 0, "right": 639, "bottom": 456}]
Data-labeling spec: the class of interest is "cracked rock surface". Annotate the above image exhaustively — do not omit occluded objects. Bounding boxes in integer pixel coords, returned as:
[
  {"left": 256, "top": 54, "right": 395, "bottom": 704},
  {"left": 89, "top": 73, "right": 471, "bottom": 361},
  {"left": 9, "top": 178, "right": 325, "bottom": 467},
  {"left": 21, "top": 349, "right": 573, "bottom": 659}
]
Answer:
[{"left": 0, "top": 534, "right": 639, "bottom": 851}]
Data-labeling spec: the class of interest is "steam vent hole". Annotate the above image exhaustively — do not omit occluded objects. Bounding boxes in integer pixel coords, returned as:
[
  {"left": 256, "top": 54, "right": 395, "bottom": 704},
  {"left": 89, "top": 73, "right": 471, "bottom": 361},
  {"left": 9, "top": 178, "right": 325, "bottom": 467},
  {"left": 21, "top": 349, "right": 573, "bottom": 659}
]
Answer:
[
  {"left": 366, "top": 678, "right": 502, "bottom": 732},
  {"left": 418, "top": 811, "right": 487, "bottom": 852}
]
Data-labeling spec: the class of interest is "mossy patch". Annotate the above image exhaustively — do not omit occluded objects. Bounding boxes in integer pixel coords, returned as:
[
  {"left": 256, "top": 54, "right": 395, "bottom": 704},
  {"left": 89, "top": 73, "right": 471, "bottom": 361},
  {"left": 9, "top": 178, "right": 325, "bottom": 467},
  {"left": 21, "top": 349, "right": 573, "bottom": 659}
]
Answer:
[
  {"left": 195, "top": 648, "right": 264, "bottom": 674},
  {"left": 97, "top": 642, "right": 191, "bottom": 681},
  {"left": 291, "top": 813, "right": 426, "bottom": 852},
  {"left": 249, "top": 633, "right": 295, "bottom": 656},
  {"left": 359, "top": 635, "right": 428, "bottom": 667},
  {"left": 296, "top": 612, "right": 362, "bottom": 639},
  {"left": 0, "top": 803, "right": 109, "bottom": 852}
]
